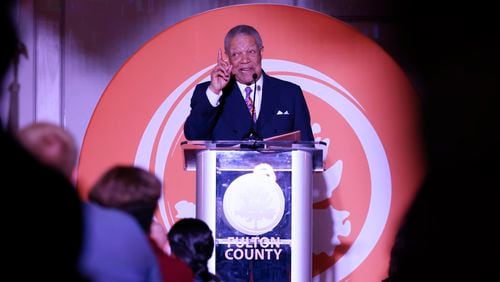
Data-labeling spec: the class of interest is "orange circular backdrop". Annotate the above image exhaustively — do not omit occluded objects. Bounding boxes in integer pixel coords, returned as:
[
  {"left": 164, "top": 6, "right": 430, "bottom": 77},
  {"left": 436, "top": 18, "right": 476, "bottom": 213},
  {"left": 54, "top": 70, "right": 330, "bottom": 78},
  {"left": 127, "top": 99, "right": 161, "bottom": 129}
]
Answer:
[{"left": 78, "top": 4, "right": 424, "bottom": 281}]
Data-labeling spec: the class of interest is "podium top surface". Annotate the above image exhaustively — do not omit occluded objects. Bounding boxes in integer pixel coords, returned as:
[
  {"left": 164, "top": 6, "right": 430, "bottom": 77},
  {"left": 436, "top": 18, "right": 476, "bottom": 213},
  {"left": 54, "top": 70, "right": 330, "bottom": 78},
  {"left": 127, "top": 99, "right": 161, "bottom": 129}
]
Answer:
[
  {"left": 181, "top": 139, "right": 323, "bottom": 148},
  {"left": 181, "top": 140, "right": 326, "bottom": 172}
]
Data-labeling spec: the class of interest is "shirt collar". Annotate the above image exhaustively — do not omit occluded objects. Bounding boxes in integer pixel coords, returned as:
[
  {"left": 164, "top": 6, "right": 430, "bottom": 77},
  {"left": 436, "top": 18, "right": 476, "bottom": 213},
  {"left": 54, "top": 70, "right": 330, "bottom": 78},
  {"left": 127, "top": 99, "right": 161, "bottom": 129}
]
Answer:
[{"left": 236, "top": 75, "right": 263, "bottom": 97}]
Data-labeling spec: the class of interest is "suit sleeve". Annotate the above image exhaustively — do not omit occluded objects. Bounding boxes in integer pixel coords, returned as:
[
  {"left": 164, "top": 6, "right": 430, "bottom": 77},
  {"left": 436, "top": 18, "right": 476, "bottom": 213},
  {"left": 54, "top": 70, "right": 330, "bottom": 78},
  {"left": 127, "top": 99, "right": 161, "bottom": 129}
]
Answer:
[
  {"left": 183, "top": 82, "right": 220, "bottom": 140},
  {"left": 294, "top": 86, "right": 315, "bottom": 141}
]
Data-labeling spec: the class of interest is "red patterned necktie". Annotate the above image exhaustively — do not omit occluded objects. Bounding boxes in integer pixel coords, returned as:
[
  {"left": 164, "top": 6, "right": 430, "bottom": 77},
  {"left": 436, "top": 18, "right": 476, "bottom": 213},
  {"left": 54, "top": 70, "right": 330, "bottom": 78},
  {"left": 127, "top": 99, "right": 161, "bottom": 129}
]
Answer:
[{"left": 244, "top": 86, "right": 255, "bottom": 121}]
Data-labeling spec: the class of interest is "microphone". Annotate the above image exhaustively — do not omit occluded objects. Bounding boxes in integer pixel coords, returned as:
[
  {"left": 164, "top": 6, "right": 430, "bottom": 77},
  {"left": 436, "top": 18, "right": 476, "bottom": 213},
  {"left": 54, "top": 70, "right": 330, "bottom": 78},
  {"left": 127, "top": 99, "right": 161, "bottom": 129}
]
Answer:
[{"left": 251, "top": 73, "right": 258, "bottom": 124}]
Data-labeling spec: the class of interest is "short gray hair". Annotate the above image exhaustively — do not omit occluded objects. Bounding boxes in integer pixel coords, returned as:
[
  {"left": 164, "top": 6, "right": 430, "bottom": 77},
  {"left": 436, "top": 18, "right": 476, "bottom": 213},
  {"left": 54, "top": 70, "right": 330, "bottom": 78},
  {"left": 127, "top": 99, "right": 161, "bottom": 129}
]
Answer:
[{"left": 224, "top": 25, "right": 263, "bottom": 54}]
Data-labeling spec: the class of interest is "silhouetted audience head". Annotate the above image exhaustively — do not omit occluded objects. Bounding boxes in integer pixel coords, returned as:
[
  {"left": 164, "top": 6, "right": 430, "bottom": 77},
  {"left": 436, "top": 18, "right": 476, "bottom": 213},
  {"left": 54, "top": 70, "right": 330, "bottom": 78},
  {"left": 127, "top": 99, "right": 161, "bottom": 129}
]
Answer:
[
  {"left": 17, "top": 122, "right": 77, "bottom": 179},
  {"left": 88, "top": 165, "right": 161, "bottom": 232},
  {"left": 168, "top": 218, "right": 220, "bottom": 282},
  {"left": 1, "top": 3, "right": 84, "bottom": 280}
]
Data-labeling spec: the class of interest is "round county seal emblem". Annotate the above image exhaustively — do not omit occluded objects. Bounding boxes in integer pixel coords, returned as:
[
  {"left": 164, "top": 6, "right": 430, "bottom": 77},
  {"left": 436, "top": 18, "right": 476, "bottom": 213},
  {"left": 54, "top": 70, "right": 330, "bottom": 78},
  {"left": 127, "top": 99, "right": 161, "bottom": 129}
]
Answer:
[{"left": 223, "top": 164, "right": 285, "bottom": 235}]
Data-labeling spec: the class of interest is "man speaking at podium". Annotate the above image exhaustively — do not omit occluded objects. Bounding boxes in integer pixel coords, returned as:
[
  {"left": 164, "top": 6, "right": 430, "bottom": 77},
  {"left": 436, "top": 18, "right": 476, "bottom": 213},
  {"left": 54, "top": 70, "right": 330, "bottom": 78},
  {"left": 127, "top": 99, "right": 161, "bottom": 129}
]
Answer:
[{"left": 184, "top": 24, "right": 314, "bottom": 142}]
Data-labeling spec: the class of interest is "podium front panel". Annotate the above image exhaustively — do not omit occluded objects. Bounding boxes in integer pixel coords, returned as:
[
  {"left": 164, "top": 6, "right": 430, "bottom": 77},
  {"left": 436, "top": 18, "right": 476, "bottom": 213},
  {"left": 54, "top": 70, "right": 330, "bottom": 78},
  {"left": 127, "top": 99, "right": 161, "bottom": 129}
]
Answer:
[{"left": 195, "top": 148, "right": 313, "bottom": 282}]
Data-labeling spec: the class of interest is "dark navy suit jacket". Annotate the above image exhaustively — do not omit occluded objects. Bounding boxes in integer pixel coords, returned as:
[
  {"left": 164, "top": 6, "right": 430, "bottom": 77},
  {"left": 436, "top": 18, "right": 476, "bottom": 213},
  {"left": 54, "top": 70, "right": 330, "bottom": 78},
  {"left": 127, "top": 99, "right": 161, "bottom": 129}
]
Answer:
[{"left": 184, "top": 72, "right": 314, "bottom": 141}]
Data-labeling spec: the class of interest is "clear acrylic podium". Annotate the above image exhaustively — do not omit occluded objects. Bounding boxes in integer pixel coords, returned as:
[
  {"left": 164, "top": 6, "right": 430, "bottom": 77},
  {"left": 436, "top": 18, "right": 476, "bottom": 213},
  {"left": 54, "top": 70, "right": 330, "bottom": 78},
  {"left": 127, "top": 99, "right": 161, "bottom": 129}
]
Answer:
[{"left": 182, "top": 140, "right": 324, "bottom": 282}]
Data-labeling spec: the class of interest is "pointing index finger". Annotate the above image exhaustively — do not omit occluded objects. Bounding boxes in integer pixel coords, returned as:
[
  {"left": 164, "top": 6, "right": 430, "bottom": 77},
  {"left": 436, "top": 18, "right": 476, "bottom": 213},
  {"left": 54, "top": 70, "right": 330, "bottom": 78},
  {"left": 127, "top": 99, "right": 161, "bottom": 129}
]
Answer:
[{"left": 217, "top": 49, "right": 222, "bottom": 65}]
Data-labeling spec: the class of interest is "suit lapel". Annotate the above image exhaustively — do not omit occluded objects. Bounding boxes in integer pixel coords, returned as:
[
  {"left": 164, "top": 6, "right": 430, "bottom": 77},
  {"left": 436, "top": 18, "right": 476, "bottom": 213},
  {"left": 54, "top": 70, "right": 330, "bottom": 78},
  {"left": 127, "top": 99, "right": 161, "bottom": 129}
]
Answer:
[
  {"left": 222, "top": 81, "right": 253, "bottom": 132},
  {"left": 257, "top": 74, "right": 278, "bottom": 129}
]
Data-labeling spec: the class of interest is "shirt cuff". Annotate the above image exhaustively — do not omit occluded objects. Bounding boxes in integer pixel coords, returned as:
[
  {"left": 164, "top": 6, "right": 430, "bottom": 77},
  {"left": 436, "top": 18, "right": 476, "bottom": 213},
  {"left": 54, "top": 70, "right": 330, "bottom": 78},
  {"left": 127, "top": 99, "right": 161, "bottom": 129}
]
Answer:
[{"left": 206, "top": 87, "right": 222, "bottom": 107}]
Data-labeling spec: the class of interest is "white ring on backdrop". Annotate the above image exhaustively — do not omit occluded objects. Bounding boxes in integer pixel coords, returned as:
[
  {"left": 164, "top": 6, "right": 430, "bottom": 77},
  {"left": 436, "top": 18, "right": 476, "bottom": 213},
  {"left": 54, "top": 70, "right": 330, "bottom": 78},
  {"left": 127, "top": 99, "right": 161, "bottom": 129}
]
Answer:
[{"left": 135, "top": 59, "right": 391, "bottom": 281}]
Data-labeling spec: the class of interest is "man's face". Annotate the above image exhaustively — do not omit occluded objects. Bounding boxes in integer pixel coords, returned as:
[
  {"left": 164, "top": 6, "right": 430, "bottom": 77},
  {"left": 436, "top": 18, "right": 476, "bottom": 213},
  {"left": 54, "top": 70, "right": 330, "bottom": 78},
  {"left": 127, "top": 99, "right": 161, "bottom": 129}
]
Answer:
[{"left": 227, "top": 34, "right": 263, "bottom": 85}]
